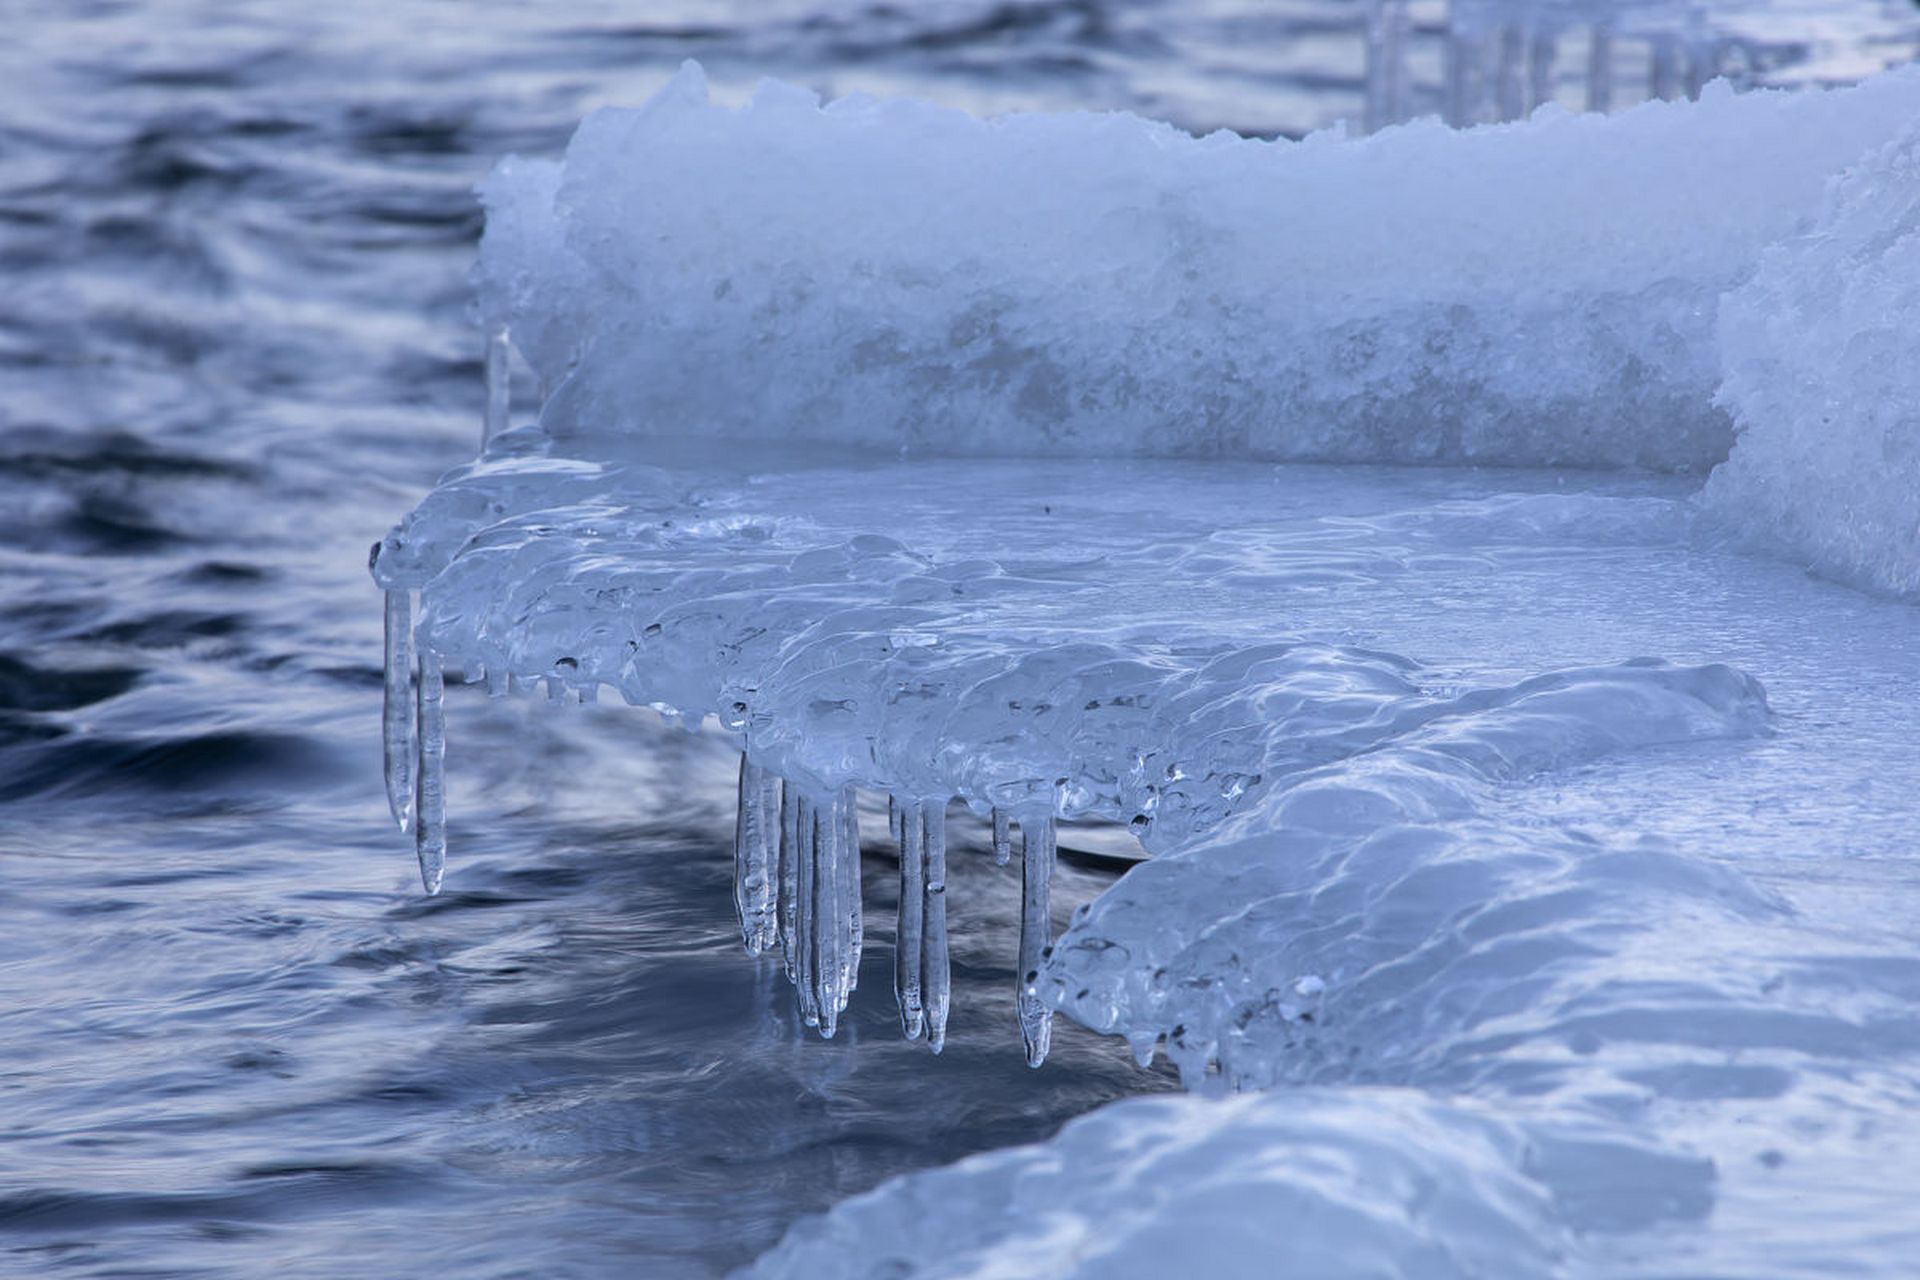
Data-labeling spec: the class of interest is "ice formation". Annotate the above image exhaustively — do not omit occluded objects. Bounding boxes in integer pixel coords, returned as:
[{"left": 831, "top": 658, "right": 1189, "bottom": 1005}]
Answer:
[
  {"left": 474, "top": 60, "right": 1920, "bottom": 472},
  {"left": 743, "top": 1087, "right": 1723, "bottom": 1279},
  {"left": 372, "top": 57, "right": 1920, "bottom": 1273},
  {"left": 1704, "top": 121, "right": 1920, "bottom": 600}
]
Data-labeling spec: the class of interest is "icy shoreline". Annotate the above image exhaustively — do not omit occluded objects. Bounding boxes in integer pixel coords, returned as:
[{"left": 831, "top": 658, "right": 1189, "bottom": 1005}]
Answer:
[{"left": 372, "top": 63, "right": 1920, "bottom": 1276}]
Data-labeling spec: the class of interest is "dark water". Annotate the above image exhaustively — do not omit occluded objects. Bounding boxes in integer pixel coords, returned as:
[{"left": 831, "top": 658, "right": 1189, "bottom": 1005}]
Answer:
[{"left": 2, "top": 3, "right": 1915, "bottom": 1277}]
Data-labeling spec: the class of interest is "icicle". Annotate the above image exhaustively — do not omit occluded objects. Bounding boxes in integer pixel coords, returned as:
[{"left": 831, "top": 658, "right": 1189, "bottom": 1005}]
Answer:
[
  {"left": 413, "top": 646, "right": 447, "bottom": 895},
  {"left": 734, "top": 757, "right": 780, "bottom": 954},
  {"left": 887, "top": 794, "right": 901, "bottom": 846},
  {"left": 793, "top": 792, "right": 820, "bottom": 1028},
  {"left": 841, "top": 785, "right": 863, "bottom": 988},
  {"left": 921, "top": 800, "right": 950, "bottom": 1053},
  {"left": 381, "top": 589, "right": 416, "bottom": 833},
  {"left": 1585, "top": 24, "right": 1614, "bottom": 114},
  {"left": 485, "top": 665, "right": 508, "bottom": 698},
  {"left": 778, "top": 785, "right": 801, "bottom": 985},
  {"left": 1017, "top": 816, "right": 1056, "bottom": 1067},
  {"left": 545, "top": 676, "right": 565, "bottom": 706},
  {"left": 482, "top": 322, "right": 510, "bottom": 447},
  {"left": 894, "top": 797, "right": 925, "bottom": 1040},
  {"left": 810, "top": 792, "right": 844, "bottom": 1037}
]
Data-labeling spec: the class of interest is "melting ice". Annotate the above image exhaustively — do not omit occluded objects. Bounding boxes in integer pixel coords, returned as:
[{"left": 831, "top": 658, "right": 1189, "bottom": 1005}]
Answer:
[{"left": 372, "top": 62, "right": 1920, "bottom": 1277}]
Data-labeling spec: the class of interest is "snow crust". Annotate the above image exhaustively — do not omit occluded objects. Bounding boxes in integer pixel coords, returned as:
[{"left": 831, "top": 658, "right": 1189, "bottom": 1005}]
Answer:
[{"left": 477, "top": 61, "right": 1920, "bottom": 473}]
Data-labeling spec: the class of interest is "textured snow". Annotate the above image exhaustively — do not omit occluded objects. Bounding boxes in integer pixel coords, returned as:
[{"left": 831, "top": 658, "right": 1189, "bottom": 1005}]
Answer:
[
  {"left": 1704, "top": 122, "right": 1920, "bottom": 600},
  {"left": 476, "top": 61, "right": 1920, "bottom": 472}
]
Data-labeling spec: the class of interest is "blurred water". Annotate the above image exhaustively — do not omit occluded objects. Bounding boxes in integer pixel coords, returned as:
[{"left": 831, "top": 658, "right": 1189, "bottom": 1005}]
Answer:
[{"left": 2, "top": 2, "right": 1917, "bottom": 1277}]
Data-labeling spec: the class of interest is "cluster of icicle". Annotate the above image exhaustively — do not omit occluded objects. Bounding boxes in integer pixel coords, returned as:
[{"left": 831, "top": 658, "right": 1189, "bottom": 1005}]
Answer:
[{"left": 379, "top": 585, "right": 1060, "bottom": 1066}]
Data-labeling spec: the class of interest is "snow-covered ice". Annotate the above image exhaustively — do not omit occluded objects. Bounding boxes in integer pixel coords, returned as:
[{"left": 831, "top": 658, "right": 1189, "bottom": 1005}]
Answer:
[{"left": 373, "top": 61, "right": 1920, "bottom": 1277}]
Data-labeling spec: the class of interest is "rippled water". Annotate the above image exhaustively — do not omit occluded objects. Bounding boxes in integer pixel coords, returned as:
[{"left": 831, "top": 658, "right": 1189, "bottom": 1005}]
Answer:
[{"left": 4, "top": 2, "right": 1919, "bottom": 1277}]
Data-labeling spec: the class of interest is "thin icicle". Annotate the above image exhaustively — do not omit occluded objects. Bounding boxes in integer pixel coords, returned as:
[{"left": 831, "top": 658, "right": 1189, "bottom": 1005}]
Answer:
[
  {"left": 810, "top": 792, "right": 843, "bottom": 1037},
  {"left": 1017, "top": 816, "right": 1056, "bottom": 1068},
  {"left": 894, "top": 797, "right": 925, "bottom": 1040},
  {"left": 381, "top": 589, "right": 415, "bottom": 833},
  {"left": 778, "top": 785, "right": 801, "bottom": 985},
  {"left": 482, "top": 322, "right": 511, "bottom": 446},
  {"left": 841, "top": 785, "right": 863, "bottom": 988},
  {"left": 887, "top": 794, "right": 901, "bottom": 846},
  {"left": 793, "top": 792, "right": 820, "bottom": 1028},
  {"left": 734, "top": 756, "right": 779, "bottom": 954},
  {"left": 920, "top": 800, "right": 950, "bottom": 1053},
  {"left": 413, "top": 646, "right": 447, "bottom": 895},
  {"left": 991, "top": 807, "right": 1012, "bottom": 866}
]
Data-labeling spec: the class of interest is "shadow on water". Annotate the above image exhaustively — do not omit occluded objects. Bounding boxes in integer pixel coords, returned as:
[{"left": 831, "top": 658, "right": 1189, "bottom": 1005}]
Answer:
[{"left": 0, "top": 685, "right": 1172, "bottom": 1279}]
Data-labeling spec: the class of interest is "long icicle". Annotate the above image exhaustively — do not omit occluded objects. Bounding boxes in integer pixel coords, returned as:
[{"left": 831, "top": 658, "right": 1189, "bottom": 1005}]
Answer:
[
  {"left": 482, "top": 322, "right": 511, "bottom": 446},
  {"left": 1017, "top": 816, "right": 1056, "bottom": 1067},
  {"left": 734, "top": 756, "right": 779, "bottom": 953},
  {"left": 794, "top": 792, "right": 820, "bottom": 1028},
  {"left": 778, "top": 784, "right": 801, "bottom": 986},
  {"left": 921, "top": 800, "right": 950, "bottom": 1053},
  {"left": 841, "top": 785, "right": 863, "bottom": 990},
  {"left": 382, "top": 589, "right": 416, "bottom": 833},
  {"left": 991, "top": 807, "right": 1012, "bottom": 866},
  {"left": 894, "top": 797, "right": 925, "bottom": 1040},
  {"left": 811, "top": 792, "right": 843, "bottom": 1037},
  {"left": 413, "top": 646, "right": 447, "bottom": 894}
]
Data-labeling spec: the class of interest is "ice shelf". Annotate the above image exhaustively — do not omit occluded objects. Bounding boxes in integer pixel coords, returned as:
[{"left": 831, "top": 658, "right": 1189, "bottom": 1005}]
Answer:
[{"left": 373, "top": 61, "right": 1918, "bottom": 1056}]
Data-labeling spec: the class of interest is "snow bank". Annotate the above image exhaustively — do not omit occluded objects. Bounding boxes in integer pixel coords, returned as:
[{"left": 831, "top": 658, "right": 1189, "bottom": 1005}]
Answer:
[
  {"left": 1703, "top": 124, "right": 1920, "bottom": 600},
  {"left": 477, "top": 61, "right": 1920, "bottom": 472}
]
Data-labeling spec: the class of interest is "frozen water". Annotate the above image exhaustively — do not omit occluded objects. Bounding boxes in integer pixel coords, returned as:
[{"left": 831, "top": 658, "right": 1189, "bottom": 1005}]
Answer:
[
  {"left": 371, "top": 60, "right": 1920, "bottom": 1278},
  {"left": 743, "top": 1087, "right": 1721, "bottom": 1279}
]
